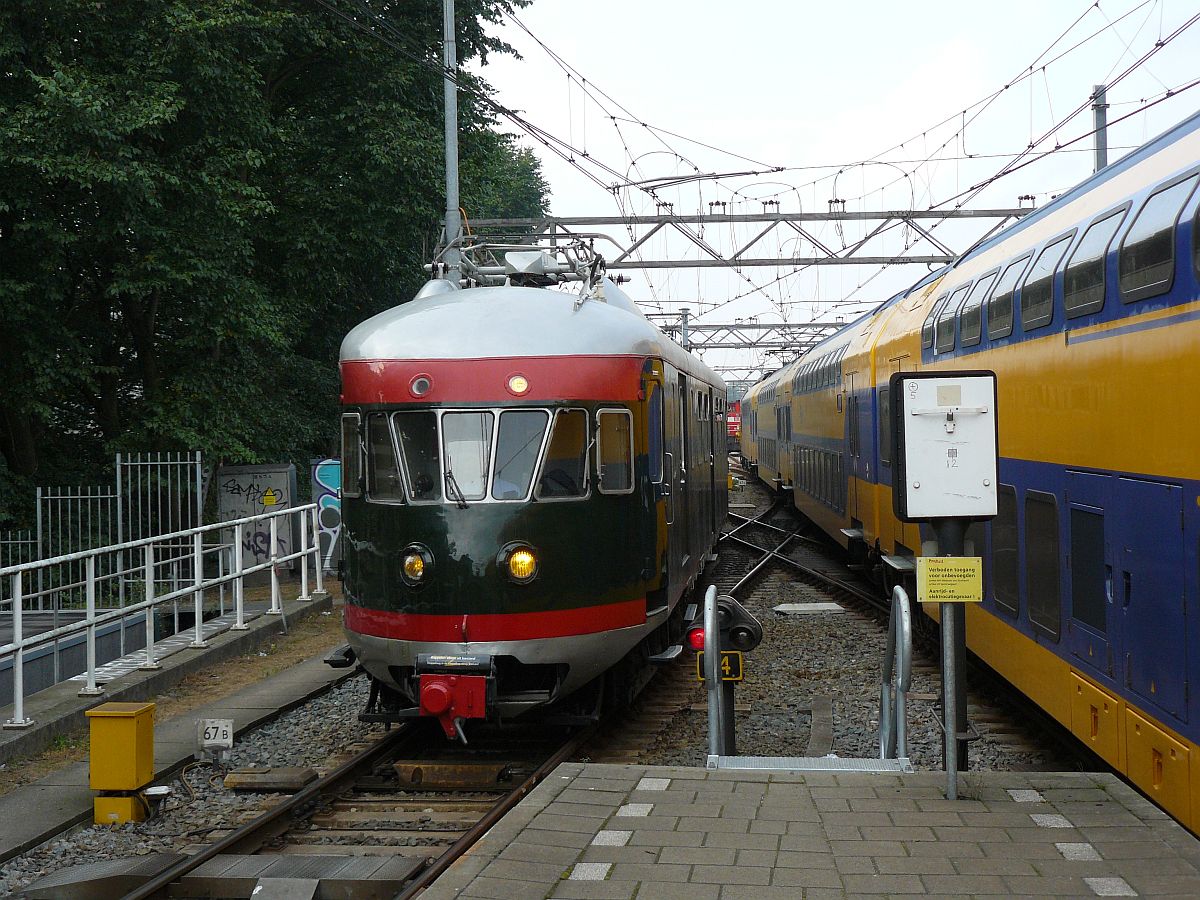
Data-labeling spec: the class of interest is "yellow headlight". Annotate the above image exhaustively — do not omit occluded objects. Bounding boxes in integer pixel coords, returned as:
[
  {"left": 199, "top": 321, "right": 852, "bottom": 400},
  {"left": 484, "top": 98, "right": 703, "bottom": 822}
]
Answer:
[
  {"left": 507, "top": 548, "right": 537, "bottom": 581},
  {"left": 508, "top": 374, "right": 529, "bottom": 395},
  {"left": 403, "top": 553, "right": 425, "bottom": 581}
]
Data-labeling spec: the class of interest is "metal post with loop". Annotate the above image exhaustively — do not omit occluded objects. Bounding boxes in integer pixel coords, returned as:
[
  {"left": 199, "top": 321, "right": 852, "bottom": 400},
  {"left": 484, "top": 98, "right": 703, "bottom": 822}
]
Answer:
[
  {"left": 140, "top": 544, "right": 160, "bottom": 670},
  {"left": 267, "top": 516, "right": 282, "bottom": 615},
  {"left": 297, "top": 509, "right": 311, "bottom": 603},
  {"left": 79, "top": 556, "right": 104, "bottom": 696},
  {"left": 230, "top": 523, "right": 248, "bottom": 630},
  {"left": 703, "top": 585, "right": 727, "bottom": 757},
  {"left": 311, "top": 507, "right": 327, "bottom": 597},
  {"left": 4, "top": 573, "right": 34, "bottom": 728},
  {"left": 189, "top": 530, "right": 207, "bottom": 649},
  {"left": 879, "top": 585, "right": 912, "bottom": 761}
]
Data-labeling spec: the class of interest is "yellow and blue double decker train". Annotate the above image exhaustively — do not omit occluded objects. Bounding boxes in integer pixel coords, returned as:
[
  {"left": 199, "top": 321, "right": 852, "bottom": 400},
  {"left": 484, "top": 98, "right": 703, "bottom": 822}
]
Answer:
[{"left": 744, "top": 108, "right": 1200, "bottom": 829}]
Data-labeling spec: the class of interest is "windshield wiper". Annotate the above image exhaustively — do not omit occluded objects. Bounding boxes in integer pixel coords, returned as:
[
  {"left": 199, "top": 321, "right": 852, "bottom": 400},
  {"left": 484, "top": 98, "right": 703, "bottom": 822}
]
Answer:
[{"left": 444, "top": 465, "right": 469, "bottom": 509}]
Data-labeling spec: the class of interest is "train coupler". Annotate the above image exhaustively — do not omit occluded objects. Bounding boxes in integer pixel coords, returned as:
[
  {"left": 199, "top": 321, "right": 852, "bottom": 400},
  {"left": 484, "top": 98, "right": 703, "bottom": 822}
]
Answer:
[{"left": 416, "top": 654, "right": 496, "bottom": 740}]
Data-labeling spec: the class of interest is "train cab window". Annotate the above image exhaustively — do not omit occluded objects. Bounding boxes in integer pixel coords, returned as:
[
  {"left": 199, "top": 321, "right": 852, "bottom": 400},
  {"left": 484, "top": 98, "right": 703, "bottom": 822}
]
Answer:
[
  {"left": 992, "top": 485, "right": 1018, "bottom": 617},
  {"left": 1064, "top": 208, "right": 1126, "bottom": 317},
  {"left": 442, "top": 411, "right": 494, "bottom": 501},
  {"left": 921, "top": 295, "right": 948, "bottom": 349},
  {"left": 491, "top": 410, "right": 549, "bottom": 500},
  {"left": 1020, "top": 233, "right": 1074, "bottom": 331},
  {"left": 958, "top": 270, "right": 998, "bottom": 347},
  {"left": 648, "top": 385, "right": 664, "bottom": 484},
  {"left": 394, "top": 411, "right": 442, "bottom": 502},
  {"left": 366, "top": 413, "right": 405, "bottom": 502},
  {"left": 537, "top": 409, "right": 588, "bottom": 499},
  {"left": 597, "top": 409, "right": 634, "bottom": 494},
  {"left": 878, "top": 387, "right": 891, "bottom": 467},
  {"left": 935, "top": 285, "right": 969, "bottom": 354},
  {"left": 986, "top": 254, "right": 1030, "bottom": 340},
  {"left": 1119, "top": 173, "right": 1199, "bottom": 302},
  {"left": 1025, "top": 490, "right": 1062, "bottom": 641},
  {"left": 340, "top": 413, "right": 362, "bottom": 498}
]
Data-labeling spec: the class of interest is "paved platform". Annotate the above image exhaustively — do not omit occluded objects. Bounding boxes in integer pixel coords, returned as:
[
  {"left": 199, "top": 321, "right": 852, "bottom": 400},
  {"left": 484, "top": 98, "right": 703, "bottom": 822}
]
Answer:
[
  {"left": 0, "top": 593, "right": 354, "bottom": 864},
  {"left": 426, "top": 763, "right": 1200, "bottom": 899}
]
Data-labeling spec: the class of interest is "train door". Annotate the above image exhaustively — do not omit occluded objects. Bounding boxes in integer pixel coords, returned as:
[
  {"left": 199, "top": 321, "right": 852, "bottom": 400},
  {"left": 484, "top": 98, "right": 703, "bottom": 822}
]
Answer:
[
  {"left": 707, "top": 385, "right": 717, "bottom": 540},
  {"left": 677, "top": 373, "right": 692, "bottom": 568},
  {"left": 845, "top": 372, "right": 859, "bottom": 522},
  {"left": 1116, "top": 478, "right": 1186, "bottom": 722},
  {"left": 1065, "top": 472, "right": 1114, "bottom": 679},
  {"left": 888, "top": 356, "right": 912, "bottom": 549}
]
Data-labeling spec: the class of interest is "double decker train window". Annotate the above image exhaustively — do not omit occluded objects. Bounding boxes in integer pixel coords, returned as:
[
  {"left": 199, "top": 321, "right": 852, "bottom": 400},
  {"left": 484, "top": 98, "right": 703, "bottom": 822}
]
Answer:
[
  {"left": 1064, "top": 207, "right": 1126, "bottom": 317},
  {"left": 1020, "top": 232, "right": 1074, "bottom": 331},
  {"left": 986, "top": 254, "right": 1030, "bottom": 340},
  {"left": 935, "top": 284, "right": 969, "bottom": 354},
  {"left": 366, "top": 413, "right": 404, "bottom": 502},
  {"left": 491, "top": 410, "right": 549, "bottom": 501},
  {"left": 1119, "top": 172, "right": 1198, "bottom": 302},
  {"left": 340, "top": 413, "right": 362, "bottom": 498},
  {"left": 536, "top": 409, "right": 588, "bottom": 499},
  {"left": 957, "top": 270, "right": 998, "bottom": 347},
  {"left": 442, "top": 412, "right": 494, "bottom": 501},
  {"left": 393, "top": 411, "right": 442, "bottom": 502}
]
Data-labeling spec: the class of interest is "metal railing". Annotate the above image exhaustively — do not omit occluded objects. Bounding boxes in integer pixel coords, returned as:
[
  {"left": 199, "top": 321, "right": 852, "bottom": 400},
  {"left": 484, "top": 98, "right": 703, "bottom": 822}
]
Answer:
[
  {"left": 879, "top": 585, "right": 913, "bottom": 761},
  {"left": 1, "top": 504, "right": 325, "bottom": 728}
]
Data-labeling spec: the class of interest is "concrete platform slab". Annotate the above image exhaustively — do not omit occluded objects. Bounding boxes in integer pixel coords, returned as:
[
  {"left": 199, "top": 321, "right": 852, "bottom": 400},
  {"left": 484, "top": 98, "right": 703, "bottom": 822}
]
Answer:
[{"left": 423, "top": 764, "right": 1200, "bottom": 899}]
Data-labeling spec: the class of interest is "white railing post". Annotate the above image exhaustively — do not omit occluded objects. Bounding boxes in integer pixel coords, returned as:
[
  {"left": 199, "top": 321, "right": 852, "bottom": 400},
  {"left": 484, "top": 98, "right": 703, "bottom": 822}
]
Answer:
[
  {"left": 231, "top": 523, "right": 247, "bottom": 630},
  {"left": 267, "top": 515, "right": 282, "bottom": 615},
  {"left": 79, "top": 556, "right": 103, "bottom": 696},
  {"left": 140, "top": 544, "right": 160, "bottom": 670},
  {"left": 189, "top": 530, "right": 207, "bottom": 648},
  {"left": 312, "top": 506, "right": 327, "bottom": 597},
  {"left": 297, "top": 509, "right": 311, "bottom": 603},
  {"left": 4, "top": 573, "right": 34, "bottom": 728}
]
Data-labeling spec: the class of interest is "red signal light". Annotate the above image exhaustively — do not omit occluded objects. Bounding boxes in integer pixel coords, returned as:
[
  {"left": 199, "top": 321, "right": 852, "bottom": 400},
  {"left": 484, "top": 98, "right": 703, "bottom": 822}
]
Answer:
[{"left": 686, "top": 626, "right": 706, "bottom": 652}]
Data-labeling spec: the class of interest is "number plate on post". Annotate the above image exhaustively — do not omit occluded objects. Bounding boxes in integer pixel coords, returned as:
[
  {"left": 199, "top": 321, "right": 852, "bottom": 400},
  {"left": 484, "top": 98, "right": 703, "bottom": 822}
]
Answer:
[
  {"left": 197, "top": 718, "right": 234, "bottom": 759},
  {"left": 696, "top": 650, "right": 743, "bottom": 682}
]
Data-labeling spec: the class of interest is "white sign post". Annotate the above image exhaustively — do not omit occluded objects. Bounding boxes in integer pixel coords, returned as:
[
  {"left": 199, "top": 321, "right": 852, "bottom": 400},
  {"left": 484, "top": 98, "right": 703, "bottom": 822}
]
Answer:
[{"left": 890, "top": 371, "right": 998, "bottom": 800}]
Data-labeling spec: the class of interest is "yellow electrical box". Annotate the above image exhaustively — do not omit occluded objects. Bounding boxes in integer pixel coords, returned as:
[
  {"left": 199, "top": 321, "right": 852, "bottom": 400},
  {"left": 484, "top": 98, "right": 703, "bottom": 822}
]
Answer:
[{"left": 85, "top": 701, "right": 155, "bottom": 791}]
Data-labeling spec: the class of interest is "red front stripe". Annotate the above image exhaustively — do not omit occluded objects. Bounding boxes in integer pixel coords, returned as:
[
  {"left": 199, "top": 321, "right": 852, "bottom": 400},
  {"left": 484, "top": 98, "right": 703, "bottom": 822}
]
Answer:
[
  {"left": 344, "top": 598, "right": 646, "bottom": 642},
  {"left": 341, "top": 356, "right": 644, "bottom": 405}
]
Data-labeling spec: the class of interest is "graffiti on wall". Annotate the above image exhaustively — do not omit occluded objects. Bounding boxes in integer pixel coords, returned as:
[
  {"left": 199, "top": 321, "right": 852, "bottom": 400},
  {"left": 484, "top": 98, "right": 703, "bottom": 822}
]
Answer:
[
  {"left": 216, "top": 464, "right": 298, "bottom": 571},
  {"left": 311, "top": 459, "right": 341, "bottom": 573}
]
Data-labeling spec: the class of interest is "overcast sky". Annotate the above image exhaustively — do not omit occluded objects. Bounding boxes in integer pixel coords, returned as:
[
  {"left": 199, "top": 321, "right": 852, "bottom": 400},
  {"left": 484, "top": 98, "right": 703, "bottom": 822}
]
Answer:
[{"left": 470, "top": 0, "right": 1200, "bottom": 379}]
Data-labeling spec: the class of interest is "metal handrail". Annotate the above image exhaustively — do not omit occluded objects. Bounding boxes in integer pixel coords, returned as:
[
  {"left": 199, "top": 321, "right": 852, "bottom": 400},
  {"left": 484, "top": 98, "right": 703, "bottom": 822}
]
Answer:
[
  {"left": 879, "top": 585, "right": 912, "bottom": 760},
  {"left": 1, "top": 504, "right": 325, "bottom": 728}
]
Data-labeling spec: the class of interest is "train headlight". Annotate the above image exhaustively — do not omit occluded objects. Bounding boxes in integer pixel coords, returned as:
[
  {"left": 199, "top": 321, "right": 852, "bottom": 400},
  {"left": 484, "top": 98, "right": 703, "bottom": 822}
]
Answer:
[
  {"left": 400, "top": 544, "right": 433, "bottom": 587},
  {"left": 499, "top": 543, "right": 538, "bottom": 583}
]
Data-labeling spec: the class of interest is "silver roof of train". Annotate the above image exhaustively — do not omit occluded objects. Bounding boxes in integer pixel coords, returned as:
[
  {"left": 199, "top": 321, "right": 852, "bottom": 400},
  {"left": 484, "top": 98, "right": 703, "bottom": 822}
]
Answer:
[{"left": 341, "top": 279, "right": 723, "bottom": 385}]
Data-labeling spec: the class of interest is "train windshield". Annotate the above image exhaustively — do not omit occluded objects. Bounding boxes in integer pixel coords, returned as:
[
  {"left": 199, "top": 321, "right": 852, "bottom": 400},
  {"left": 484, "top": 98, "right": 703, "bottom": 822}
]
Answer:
[
  {"left": 536, "top": 409, "right": 589, "bottom": 499},
  {"left": 492, "top": 410, "right": 549, "bottom": 500},
  {"left": 443, "top": 412, "right": 494, "bottom": 501},
  {"left": 394, "top": 411, "right": 442, "bottom": 501}
]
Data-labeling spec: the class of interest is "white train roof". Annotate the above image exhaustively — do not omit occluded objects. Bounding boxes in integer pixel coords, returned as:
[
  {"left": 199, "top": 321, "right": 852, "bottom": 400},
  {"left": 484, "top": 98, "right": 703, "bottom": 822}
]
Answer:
[{"left": 341, "top": 279, "right": 724, "bottom": 387}]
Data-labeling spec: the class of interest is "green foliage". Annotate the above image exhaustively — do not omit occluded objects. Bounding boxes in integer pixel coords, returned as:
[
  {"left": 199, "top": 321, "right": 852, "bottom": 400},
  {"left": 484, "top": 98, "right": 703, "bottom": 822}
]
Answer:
[{"left": 0, "top": 0, "right": 547, "bottom": 525}]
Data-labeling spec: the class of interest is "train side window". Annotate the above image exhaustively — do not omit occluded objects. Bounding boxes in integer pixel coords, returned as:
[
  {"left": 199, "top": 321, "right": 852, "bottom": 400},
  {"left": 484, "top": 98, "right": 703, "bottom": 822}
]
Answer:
[
  {"left": 442, "top": 411, "right": 494, "bottom": 501},
  {"left": 366, "top": 413, "right": 405, "bottom": 502},
  {"left": 986, "top": 254, "right": 1030, "bottom": 340},
  {"left": 491, "top": 410, "right": 549, "bottom": 500},
  {"left": 1070, "top": 507, "right": 1107, "bottom": 633},
  {"left": 597, "top": 409, "right": 634, "bottom": 494},
  {"left": 958, "top": 270, "right": 998, "bottom": 347},
  {"left": 1020, "top": 233, "right": 1074, "bottom": 331},
  {"left": 935, "top": 285, "right": 970, "bottom": 354},
  {"left": 992, "top": 484, "right": 1018, "bottom": 617},
  {"left": 878, "top": 387, "right": 891, "bottom": 467},
  {"left": 536, "top": 409, "right": 589, "bottom": 499},
  {"left": 340, "top": 412, "right": 363, "bottom": 498},
  {"left": 1025, "top": 490, "right": 1062, "bottom": 641},
  {"left": 649, "top": 385, "right": 664, "bottom": 484},
  {"left": 394, "top": 411, "right": 442, "bottom": 502},
  {"left": 1119, "top": 173, "right": 1199, "bottom": 302},
  {"left": 1064, "top": 208, "right": 1126, "bottom": 317},
  {"left": 921, "top": 295, "right": 948, "bottom": 349}
]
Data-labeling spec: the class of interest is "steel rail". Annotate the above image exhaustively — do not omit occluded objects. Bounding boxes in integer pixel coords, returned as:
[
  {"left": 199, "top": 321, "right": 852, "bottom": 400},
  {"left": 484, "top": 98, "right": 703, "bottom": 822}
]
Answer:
[
  {"left": 721, "top": 530, "right": 879, "bottom": 606},
  {"left": 120, "top": 720, "right": 417, "bottom": 900},
  {"left": 725, "top": 510, "right": 829, "bottom": 546},
  {"left": 396, "top": 723, "right": 599, "bottom": 898}
]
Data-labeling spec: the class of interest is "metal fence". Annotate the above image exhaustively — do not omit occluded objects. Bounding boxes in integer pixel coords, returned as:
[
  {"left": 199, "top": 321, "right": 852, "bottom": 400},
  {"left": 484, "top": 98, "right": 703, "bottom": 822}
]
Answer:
[{"left": 1, "top": 504, "right": 324, "bottom": 726}]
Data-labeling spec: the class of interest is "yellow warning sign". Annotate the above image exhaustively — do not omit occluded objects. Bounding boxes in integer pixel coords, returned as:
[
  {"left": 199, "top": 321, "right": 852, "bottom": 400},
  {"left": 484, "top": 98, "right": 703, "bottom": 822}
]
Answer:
[
  {"left": 917, "top": 556, "right": 983, "bottom": 603},
  {"left": 261, "top": 488, "right": 281, "bottom": 507}
]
